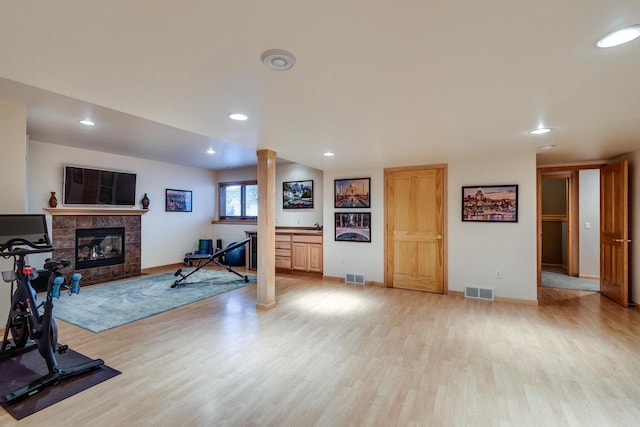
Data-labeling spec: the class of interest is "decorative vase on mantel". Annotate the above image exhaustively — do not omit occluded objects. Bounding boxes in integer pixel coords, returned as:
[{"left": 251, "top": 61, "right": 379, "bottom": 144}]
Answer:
[
  {"left": 48, "top": 191, "right": 58, "bottom": 208},
  {"left": 141, "top": 193, "right": 150, "bottom": 209}
]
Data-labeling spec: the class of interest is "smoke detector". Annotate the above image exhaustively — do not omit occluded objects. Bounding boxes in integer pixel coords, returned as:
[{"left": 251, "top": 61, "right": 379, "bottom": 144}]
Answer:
[{"left": 261, "top": 49, "right": 296, "bottom": 71}]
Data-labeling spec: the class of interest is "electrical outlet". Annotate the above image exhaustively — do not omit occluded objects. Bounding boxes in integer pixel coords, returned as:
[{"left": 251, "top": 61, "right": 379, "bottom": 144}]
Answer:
[{"left": 496, "top": 270, "right": 503, "bottom": 279}]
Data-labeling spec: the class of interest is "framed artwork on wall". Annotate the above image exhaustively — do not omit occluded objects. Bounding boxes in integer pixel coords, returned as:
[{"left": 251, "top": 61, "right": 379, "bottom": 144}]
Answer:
[
  {"left": 462, "top": 185, "right": 518, "bottom": 222},
  {"left": 335, "top": 212, "right": 371, "bottom": 242},
  {"left": 334, "top": 178, "right": 370, "bottom": 208},
  {"left": 283, "top": 180, "right": 314, "bottom": 209},
  {"left": 165, "top": 189, "right": 192, "bottom": 212}
]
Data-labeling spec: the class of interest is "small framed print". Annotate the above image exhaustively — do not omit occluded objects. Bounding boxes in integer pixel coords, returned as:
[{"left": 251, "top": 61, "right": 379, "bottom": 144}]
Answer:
[
  {"left": 335, "top": 212, "right": 371, "bottom": 242},
  {"left": 334, "top": 178, "right": 370, "bottom": 208},
  {"left": 462, "top": 185, "right": 517, "bottom": 222},
  {"left": 165, "top": 189, "right": 192, "bottom": 212}
]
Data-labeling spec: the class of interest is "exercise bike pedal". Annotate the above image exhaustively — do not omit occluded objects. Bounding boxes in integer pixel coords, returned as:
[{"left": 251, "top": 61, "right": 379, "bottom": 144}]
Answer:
[
  {"left": 11, "top": 312, "right": 29, "bottom": 323},
  {"left": 174, "top": 269, "right": 183, "bottom": 277},
  {"left": 57, "top": 344, "right": 69, "bottom": 354}
]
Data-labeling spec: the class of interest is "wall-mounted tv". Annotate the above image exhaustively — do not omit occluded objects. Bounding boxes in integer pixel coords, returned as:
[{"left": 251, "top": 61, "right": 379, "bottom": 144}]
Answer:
[{"left": 63, "top": 166, "right": 137, "bottom": 206}]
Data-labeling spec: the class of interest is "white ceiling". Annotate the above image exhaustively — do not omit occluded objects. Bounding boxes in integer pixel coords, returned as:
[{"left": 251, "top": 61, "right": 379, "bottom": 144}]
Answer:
[{"left": 1, "top": 1, "right": 639, "bottom": 171}]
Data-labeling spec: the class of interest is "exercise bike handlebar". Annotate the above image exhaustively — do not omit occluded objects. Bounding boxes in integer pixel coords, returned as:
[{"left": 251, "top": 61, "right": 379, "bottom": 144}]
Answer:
[{"left": 0, "top": 238, "right": 55, "bottom": 256}]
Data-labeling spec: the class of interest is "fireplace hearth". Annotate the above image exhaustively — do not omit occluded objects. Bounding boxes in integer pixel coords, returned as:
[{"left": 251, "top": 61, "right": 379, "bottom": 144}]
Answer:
[{"left": 76, "top": 227, "right": 125, "bottom": 269}]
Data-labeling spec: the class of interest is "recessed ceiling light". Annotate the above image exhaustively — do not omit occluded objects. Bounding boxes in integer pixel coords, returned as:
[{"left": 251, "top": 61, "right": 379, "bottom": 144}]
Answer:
[
  {"left": 529, "top": 127, "right": 553, "bottom": 135},
  {"left": 597, "top": 25, "right": 640, "bottom": 48},
  {"left": 206, "top": 148, "right": 215, "bottom": 155},
  {"left": 323, "top": 151, "right": 335, "bottom": 157},
  {"left": 228, "top": 113, "right": 248, "bottom": 121},
  {"left": 261, "top": 49, "right": 296, "bottom": 71},
  {"left": 80, "top": 119, "right": 95, "bottom": 126},
  {"left": 539, "top": 144, "right": 556, "bottom": 151}
]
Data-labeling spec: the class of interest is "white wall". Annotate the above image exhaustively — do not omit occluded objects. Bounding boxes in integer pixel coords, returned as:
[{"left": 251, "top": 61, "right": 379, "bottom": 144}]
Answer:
[
  {"left": 0, "top": 98, "right": 27, "bottom": 320},
  {"left": 212, "top": 162, "right": 323, "bottom": 247},
  {"left": 323, "top": 168, "right": 384, "bottom": 284},
  {"left": 321, "top": 154, "right": 538, "bottom": 303},
  {"left": 579, "top": 169, "right": 600, "bottom": 277},
  {"left": 448, "top": 154, "right": 537, "bottom": 302},
  {"left": 23, "top": 137, "right": 539, "bottom": 303},
  {"left": 27, "top": 140, "right": 217, "bottom": 268},
  {"left": 277, "top": 162, "right": 323, "bottom": 228}
]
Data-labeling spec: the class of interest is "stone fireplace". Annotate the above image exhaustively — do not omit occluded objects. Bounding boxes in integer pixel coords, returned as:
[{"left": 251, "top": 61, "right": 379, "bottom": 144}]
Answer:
[{"left": 46, "top": 209, "right": 147, "bottom": 285}]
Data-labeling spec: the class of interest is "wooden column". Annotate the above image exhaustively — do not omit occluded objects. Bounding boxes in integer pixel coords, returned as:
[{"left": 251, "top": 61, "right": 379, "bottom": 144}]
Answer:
[{"left": 256, "top": 149, "right": 277, "bottom": 310}]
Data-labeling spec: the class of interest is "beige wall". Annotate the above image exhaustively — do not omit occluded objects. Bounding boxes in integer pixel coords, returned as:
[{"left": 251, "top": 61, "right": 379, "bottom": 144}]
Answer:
[
  {"left": 27, "top": 140, "right": 217, "bottom": 268},
  {"left": 322, "top": 167, "right": 385, "bottom": 284},
  {"left": 448, "top": 154, "right": 537, "bottom": 302},
  {"left": 578, "top": 169, "right": 600, "bottom": 278},
  {"left": 212, "top": 162, "right": 324, "bottom": 248},
  {"left": 322, "top": 152, "right": 538, "bottom": 303},
  {"left": 0, "top": 98, "right": 27, "bottom": 319}
]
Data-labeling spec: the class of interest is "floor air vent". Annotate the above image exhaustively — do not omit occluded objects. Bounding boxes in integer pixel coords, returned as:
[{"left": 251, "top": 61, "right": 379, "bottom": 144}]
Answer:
[
  {"left": 464, "top": 286, "right": 494, "bottom": 301},
  {"left": 345, "top": 273, "right": 365, "bottom": 285}
]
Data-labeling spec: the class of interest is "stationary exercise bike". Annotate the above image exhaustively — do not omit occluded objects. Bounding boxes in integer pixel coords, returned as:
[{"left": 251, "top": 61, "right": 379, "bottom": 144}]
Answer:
[{"left": 0, "top": 214, "right": 104, "bottom": 404}]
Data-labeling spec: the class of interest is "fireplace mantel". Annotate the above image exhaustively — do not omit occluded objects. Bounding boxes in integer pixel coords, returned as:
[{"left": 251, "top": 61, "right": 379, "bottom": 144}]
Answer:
[{"left": 44, "top": 208, "right": 149, "bottom": 216}]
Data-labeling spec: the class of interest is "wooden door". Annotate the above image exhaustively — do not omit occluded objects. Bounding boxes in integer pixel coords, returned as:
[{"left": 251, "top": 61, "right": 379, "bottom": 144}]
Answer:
[
  {"left": 385, "top": 166, "right": 445, "bottom": 293},
  {"left": 600, "top": 160, "right": 630, "bottom": 307}
]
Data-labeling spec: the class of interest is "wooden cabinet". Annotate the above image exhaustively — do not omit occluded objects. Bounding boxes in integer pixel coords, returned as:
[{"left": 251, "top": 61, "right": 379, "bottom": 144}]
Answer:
[
  {"left": 275, "top": 234, "right": 292, "bottom": 270},
  {"left": 246, "top": 230, "right": 322, "bottom": 274},
  {"left": 291, "top": 234, "right": 323, "bottom": 273},
  {"left": 307, "top": 242, "right": 323, "bottom": 272}
]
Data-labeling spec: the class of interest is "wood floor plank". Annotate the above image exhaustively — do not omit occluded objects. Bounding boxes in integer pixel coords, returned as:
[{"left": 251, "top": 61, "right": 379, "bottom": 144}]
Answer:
[{"left": 2, "top": 272, "right": 640, "bottom": 426}]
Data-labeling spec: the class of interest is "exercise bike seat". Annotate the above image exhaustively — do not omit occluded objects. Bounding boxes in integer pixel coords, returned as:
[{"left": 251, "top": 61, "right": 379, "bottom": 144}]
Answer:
[{"left": 44, "top": 258, "right": 71, "bottom": 271}]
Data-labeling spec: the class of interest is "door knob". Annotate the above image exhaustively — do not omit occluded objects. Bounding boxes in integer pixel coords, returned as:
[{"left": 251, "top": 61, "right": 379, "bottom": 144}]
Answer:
[{"left": 437, "top": 235, "right": 443, "bottom": 240}]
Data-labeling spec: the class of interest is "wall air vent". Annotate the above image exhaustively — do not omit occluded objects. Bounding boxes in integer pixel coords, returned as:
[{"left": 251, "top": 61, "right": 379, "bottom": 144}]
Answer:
[
  {"left": 464, "top": 286, "right": 494, "bottom": 301},
  {"left": 345, "top": 273, "right": 365, "bottom": 285}
]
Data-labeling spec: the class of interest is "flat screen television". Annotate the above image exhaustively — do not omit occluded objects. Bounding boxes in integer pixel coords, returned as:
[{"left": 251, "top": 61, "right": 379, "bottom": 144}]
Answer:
[{"left": 63, "top": 166, "right": 137, "bottom": 206}]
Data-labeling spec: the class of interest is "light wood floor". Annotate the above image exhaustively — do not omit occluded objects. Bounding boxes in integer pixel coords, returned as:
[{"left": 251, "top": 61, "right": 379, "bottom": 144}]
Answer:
[{"left": 3, "top": 271, "right": 640, "bottom": 426}]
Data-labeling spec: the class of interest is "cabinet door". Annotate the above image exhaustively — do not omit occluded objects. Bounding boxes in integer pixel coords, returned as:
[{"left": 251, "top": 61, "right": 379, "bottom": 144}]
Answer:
[
  {"left": 291, "top": 242, "right": 308, "bottom": 271},
  {"left": 307, "top": 243, "right": 323, "bottom": 273}
]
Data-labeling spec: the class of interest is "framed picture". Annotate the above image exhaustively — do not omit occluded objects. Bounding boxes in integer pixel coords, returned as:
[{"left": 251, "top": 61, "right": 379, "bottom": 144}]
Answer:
[
  {"left": 462, "top": 185, "right": 518, "bottom": 222},
  {"left": 334, "top": 178, "right": 370, "bottom": 208},
  {"left": 165, "top": 189, "right": 192, "bottom": 212},
  {"left": 335, "top": 212, "right": 371, "bottom": 242},
  {"left": 283, "top": 180, "right": 314, "bottom": 209}
]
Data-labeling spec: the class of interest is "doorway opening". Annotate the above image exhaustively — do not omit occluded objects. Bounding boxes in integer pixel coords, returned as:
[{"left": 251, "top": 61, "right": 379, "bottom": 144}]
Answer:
[{"left": 538, "top": 167, "right": 601, "bottom": 293}]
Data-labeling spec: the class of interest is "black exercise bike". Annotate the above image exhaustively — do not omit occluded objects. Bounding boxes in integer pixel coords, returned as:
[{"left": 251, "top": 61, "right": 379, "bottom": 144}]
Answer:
[{"left": 0, "top": 214, "right": 104, "bottom": 404}]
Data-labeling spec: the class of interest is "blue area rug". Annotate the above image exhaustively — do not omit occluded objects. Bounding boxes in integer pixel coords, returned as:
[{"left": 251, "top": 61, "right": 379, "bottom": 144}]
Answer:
[{"left": 52, "top": 269, "right": 256, "bottom": 333}]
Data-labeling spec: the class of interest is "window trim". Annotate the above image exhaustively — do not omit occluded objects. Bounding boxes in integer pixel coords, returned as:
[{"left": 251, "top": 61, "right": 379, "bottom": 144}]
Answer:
[{"left": 218, "top": 180, "right": 258, "bottom": 221}]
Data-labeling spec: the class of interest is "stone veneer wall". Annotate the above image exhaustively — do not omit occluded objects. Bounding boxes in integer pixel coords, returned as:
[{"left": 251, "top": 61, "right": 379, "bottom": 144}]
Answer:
[{"left": 51, "top": 215, "right": 141, "bottom": 285}]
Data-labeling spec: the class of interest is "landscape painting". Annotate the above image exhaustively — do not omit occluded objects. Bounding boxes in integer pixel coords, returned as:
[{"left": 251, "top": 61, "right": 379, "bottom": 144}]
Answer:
[
  {"left": 462, "top": 185, "right": 518, "bottom": 222},
  {"left": 283, "top": 180, "right": 314, "bottom": 209}
]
